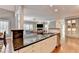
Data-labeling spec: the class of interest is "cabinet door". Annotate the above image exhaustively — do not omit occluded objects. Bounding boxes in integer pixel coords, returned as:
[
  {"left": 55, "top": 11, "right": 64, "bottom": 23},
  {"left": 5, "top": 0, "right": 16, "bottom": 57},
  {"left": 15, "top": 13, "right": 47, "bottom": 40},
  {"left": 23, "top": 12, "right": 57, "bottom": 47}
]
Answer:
[
  {"left": 40, "top": 36, "right": 57, "bottom": 53},
  {"left": 16, "top": 36, "right": 57, "bottom": 53},
  {"left": 19, "top": 45, "right": 33, "bottom": 53},
  {"left": 32, "top": 43, "right": 41, "bottom": 53},
  {"left": 49, "top": 36, "right": 57, "bottom": 51},
  {"left": 40, "top": 39, "right": 49, "bottom": 53}
]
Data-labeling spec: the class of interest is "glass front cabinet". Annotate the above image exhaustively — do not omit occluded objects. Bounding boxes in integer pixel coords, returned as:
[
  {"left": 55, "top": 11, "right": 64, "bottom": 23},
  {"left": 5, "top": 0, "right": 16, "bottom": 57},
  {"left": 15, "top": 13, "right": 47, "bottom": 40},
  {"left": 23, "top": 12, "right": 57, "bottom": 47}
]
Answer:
[{"left": 65, "top": 17, "right": 79, "bottom": 38}]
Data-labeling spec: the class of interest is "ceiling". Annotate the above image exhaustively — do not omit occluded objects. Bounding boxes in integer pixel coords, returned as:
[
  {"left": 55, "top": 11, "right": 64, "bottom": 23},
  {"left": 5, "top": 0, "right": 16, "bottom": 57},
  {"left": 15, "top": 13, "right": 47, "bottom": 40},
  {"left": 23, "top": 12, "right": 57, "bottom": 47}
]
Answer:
[
  {"left": 0, "top": 5, "right": 79, "bottom": 21},
  {"left": 0, "top": 5, "right": 14, "bottom": 20}
]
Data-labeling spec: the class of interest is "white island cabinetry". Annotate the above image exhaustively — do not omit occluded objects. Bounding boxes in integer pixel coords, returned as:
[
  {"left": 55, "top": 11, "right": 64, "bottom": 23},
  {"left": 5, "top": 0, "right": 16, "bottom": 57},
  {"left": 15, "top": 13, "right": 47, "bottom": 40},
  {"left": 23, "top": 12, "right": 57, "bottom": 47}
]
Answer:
[{"left": 14, "top": 35, "right": 58, "bottom": 53}]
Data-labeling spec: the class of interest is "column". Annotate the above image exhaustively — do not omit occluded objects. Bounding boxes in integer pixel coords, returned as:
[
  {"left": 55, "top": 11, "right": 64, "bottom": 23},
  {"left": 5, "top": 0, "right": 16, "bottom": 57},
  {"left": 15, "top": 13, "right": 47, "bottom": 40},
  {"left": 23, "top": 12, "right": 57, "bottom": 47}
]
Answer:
[
  {"left": 15, "top": 5, "right": 24, "bottom": 29},
  {"left": 11, "top": 6, "right": 24, "bottom": 52}
]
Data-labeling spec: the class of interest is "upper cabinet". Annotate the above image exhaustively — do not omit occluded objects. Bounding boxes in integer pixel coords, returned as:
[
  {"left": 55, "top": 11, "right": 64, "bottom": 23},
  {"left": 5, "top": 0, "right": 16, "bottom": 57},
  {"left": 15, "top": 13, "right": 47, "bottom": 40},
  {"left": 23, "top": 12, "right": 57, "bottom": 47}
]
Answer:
[{"left": 65, "top": 17, "right": 79, "bottom": 38}]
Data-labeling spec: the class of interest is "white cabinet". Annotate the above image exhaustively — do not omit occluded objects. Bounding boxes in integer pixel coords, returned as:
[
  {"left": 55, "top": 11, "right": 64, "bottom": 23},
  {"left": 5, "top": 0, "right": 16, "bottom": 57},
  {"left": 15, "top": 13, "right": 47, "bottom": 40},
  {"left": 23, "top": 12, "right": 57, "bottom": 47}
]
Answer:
[
  {"left": 65, "top": 18, "right": 79, "bottom": 38},
  {"left": 32, "top": 43, "right": 41, "bottom": 53},
  {"left": 14, "top": 35, "right": 57, "bottom": 53},
  {"left": 32, "top": 36, "right": 57, "bottom": 53},
  {"left": 40, "top": 36, "right": 57, "bottom": 53},
  {"left": 19, "top": 45, "right": 33, "bottom": 53}
]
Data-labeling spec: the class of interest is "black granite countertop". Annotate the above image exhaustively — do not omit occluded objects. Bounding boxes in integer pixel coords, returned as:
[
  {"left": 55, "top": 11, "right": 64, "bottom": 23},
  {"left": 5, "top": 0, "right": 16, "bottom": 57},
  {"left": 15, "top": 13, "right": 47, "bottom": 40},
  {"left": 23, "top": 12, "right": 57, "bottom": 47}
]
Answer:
[{"left": 14, "top": 32, "right": 59, "bottom": 51}]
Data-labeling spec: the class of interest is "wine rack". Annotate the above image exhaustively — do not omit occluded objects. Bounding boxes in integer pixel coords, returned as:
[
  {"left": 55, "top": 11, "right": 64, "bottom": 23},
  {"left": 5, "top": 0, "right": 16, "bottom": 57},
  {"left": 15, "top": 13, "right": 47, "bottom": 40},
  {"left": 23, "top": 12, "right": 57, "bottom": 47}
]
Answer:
[{"left": 11, "top": 30, "right": 23, "bottom": 50}]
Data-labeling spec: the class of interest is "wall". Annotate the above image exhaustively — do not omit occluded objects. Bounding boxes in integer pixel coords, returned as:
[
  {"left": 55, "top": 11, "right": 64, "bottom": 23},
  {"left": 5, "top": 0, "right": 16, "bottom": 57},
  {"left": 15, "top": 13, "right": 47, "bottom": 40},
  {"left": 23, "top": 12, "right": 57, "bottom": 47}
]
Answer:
[
  {"left": 49, "top": 20, "right": 56, "bottom": 28},
  {"left": 24, "top": 21, "right": 37, "bottom": 31},
  {"left": 0, "top": 15, "right": 16, "bottom": 37}
]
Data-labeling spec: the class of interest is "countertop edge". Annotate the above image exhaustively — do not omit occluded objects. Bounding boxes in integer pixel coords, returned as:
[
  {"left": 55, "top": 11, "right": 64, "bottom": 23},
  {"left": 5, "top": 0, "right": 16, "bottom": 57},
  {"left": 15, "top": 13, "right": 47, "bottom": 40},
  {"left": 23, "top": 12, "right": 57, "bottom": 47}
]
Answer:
[{"left": 14, "top": 33, "right": 60, "bottom": 51}]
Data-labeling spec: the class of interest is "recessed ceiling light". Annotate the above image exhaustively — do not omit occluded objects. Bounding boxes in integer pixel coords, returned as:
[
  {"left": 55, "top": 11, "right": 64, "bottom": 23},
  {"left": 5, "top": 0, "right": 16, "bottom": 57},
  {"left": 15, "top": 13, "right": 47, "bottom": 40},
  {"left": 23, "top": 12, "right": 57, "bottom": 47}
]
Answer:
[
  {"left": 54, "top": 9, "right": 58, "bottom": 12},
  {"left": 49, "top": 5, "right": 53, "bottom": 7},
  {"left": 62, "top": 8, "right": 64, "bottom": 10}
]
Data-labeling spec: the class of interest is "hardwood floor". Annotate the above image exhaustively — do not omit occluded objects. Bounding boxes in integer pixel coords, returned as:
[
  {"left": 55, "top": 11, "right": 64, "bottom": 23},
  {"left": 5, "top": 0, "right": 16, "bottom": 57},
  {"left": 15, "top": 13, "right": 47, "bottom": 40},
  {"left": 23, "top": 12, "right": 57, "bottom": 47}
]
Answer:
[
  {"left": 52, "top": 45, "right": 61, "bottom": 53},
  {"left": 6, "top": 37, "right": 79, "bottom": 53},
  {"left": 52, "top": 37, "right": 79, "bottom": 53}
]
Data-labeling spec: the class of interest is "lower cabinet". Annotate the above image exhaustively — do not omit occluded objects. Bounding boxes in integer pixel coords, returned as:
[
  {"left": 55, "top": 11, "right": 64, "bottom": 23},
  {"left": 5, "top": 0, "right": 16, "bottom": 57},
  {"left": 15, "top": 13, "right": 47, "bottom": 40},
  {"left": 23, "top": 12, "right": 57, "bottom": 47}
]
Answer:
[
  {"left": 19, "top": 45, "right": 33, "bottom": 53},
  {"left": 15, "top": 36, "right": 57, "bottom": 53},
  {"left": 18, "top": 43, "right": 41, "bottom": 53},
  {"left": 39, "top": 36, "right": 57, "bottom": 53},
  {"left": 32, "top": 43, "right": 41, "bottom": 53}
]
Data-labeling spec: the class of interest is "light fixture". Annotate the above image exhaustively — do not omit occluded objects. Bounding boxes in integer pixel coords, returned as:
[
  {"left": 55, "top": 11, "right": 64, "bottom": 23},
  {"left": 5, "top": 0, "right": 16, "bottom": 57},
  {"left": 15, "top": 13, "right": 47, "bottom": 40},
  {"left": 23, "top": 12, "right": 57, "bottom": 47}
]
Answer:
[
  {"left": 67, "top": 20, "right": 71, "bottom": 23},
  {"left": 68, "top": 28, "right": 71, "bottom": 31},
  {"left": 72, "top": 20, "right": 76, "bottom": 23},
  {"left": 54, "top": 9, "right": 58, "bottom": 12},
  {"left": 72, "top": 28, "right": 76, "bottom": 32},
  {"left": 49, "top": 5, "right": 53, "bottom": 7}
]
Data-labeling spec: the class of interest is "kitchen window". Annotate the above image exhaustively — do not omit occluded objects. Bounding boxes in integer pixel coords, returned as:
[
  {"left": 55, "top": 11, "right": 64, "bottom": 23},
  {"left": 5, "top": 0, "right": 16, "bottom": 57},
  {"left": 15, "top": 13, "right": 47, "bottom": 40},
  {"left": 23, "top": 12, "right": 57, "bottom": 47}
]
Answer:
[
  {"left": 0, "top": 21, "right": 9, "bottom": 34},
  {"left": 24, "top": 24, "right": 33, "bottom": 30}
]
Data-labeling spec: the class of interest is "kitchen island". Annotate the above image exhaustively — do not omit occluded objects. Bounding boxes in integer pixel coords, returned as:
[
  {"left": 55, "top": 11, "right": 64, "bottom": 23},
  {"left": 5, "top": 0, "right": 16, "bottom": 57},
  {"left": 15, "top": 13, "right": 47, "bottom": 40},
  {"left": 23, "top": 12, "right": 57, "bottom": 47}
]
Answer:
[{"left": 12, "top": 30, "right": 60, "bottom": 53}]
